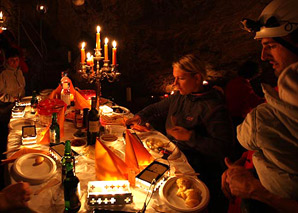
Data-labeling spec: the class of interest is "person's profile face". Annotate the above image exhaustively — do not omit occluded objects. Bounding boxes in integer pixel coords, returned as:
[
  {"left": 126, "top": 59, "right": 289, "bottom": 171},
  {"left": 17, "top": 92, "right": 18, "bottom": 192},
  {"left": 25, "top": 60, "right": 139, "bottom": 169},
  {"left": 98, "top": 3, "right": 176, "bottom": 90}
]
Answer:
[
  {"left": 260, "top": 37, "right": 298, "bottom": 77},
  {"left": 172, "top": 66, "right": 202, "bottom": 95},
  {"left": 7, "top": 56, "right": 20, "bottom": 69}
]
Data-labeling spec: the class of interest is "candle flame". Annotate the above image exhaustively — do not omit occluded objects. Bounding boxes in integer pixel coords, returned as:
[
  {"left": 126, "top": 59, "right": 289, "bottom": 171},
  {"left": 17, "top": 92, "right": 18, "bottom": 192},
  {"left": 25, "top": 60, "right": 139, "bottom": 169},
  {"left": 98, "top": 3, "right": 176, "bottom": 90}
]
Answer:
[
  {"left": 81, "top": 42, "right": 85, "bottom": 49},
  {"left": 105, "top": 37, "right": 109, "bottom": 44},
  {"left": 112, "top": 41, "right": 117, "bottom": 48},
  {"left": 97, "top": 26, "right": 101, "bottom": 33},
  {"left": 86, "top": 52, "right": 91, "bottom": 59},
  {"left": 40, "top": 5, "right": 44, "bottom": 10},
  {"left": 0, "top": 11, "right": 3, "bottom": 20}
]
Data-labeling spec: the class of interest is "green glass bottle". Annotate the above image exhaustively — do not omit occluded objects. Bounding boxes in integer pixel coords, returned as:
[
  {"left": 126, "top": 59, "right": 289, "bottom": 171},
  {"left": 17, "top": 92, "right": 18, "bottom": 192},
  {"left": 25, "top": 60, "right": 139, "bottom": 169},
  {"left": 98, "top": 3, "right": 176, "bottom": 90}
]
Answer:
[
  {"left": 50, "top": 112, "right": 60, "bottom": 144},
  {"left": 61, "top": 140, "right": 74, "bottom": 183},
  {"left": 63, "top": 158, "right": 81, "bottom": 212},
  {"left": 87, "top": 97, "right": 99, "bottom": 145},
  {"left": 30, "top": 90, "right": 38, "bottom": 114}
]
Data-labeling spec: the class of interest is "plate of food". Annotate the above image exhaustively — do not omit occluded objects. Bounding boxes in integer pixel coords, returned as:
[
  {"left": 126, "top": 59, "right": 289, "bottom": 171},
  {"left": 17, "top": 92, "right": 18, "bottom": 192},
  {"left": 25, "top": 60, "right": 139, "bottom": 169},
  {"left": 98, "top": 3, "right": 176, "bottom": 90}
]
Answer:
[
  {"left": 159, "top": 176, "right": 209, "bottom": 212},
  {"left": 143, "top": 135, "right": 181, "bottom": 160},
  {"left": 12, "top": 153, "right": 57, "bottom": 185},
  {"left": 111, "top": 106, "right": 130, "bottom": 115}
]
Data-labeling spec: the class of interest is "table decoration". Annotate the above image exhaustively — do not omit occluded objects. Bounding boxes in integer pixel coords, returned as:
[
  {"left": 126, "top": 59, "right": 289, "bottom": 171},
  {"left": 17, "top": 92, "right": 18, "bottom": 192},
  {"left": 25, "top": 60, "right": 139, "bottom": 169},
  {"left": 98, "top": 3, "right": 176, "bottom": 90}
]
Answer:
[
  {"left": 77, "top": 26, "right": 120, "bottom": 110},
  {"left": 135, "top": 160, "right": 169, "bottom": 192},
  {"left": 87, "top": 180, "right": 133, "bottom": 207},
  {"left": 95, "top": 139, "right": 128, "bottom": 181},
  {"left": 124, "top": 130, "right": 153, "bottom": 172}
]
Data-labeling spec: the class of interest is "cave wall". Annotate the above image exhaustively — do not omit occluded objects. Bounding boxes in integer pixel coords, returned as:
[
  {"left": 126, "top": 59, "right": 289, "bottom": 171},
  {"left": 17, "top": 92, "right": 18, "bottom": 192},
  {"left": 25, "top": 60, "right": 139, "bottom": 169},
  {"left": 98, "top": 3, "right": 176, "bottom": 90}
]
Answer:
[{"left": 3, "top": 0, "right": 275, "bottom": 110}]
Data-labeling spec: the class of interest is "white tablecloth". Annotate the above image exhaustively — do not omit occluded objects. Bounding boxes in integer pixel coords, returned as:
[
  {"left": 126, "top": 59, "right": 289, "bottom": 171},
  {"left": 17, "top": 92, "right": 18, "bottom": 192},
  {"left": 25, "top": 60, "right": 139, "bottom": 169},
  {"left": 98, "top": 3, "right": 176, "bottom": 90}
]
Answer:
[{"left": 6, "top": 105, "right": 198, "bottom": 213}]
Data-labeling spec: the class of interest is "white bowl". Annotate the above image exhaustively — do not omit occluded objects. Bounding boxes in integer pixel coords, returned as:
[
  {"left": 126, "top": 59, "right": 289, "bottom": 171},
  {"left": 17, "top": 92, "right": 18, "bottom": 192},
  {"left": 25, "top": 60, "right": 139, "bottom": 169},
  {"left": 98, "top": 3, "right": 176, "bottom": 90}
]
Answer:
[{"left": 100, "top": 133, "right": 118, "bottom": 145}]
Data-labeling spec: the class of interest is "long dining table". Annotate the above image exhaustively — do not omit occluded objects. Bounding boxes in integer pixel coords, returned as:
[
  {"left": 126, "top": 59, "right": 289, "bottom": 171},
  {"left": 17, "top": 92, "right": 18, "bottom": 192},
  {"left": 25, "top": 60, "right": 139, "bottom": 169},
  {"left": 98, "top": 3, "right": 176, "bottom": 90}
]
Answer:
[{"left": 4, "top": 97, "right": 209, "bottom": 213}]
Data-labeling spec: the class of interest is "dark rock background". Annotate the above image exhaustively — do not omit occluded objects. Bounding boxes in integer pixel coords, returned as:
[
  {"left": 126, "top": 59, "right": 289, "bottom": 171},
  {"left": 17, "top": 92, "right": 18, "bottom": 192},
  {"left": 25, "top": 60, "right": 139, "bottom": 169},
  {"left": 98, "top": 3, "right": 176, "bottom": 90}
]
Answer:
[{"left": 2, "top": 0, "right": 276, "bottom": 112}]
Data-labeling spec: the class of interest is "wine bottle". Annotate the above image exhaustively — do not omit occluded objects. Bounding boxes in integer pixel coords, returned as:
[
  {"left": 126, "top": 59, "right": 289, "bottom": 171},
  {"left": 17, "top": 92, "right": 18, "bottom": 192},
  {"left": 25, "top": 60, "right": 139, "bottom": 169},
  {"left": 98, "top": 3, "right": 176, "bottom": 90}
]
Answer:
[
  {"left": 50, "top": 113, "right": 60, "bottom": 144},
  {"left": 87, "top": 97, "right": 99, "bottom": 145},
  {"left": 64, "top": 156, "right": 81, "bottom": 212},
  {"left": 61, "top": 140, "right": 74, "bottom": 183},
  {"left": 30, "top": 90, "right": 38, "bottom": 114}
]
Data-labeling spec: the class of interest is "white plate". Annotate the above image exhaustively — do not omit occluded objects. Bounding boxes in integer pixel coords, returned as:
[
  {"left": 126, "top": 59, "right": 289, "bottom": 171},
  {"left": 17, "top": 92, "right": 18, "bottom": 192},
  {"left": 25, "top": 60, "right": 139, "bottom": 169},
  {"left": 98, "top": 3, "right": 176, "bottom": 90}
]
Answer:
[
  {"left": 111, "top": 106, "right": 130, "bottom": 115},
  {"left": 13, "top": 153, "right": 57, "bottom": 185},
  {"left": 143, "top": 135, "right": 181, "bottom": 160},
  {"left": 9, "top": 119, "right": 36, "bottom": 131},
  {"left": 159, "top": 176, "right": 209, "bottom": 212}
]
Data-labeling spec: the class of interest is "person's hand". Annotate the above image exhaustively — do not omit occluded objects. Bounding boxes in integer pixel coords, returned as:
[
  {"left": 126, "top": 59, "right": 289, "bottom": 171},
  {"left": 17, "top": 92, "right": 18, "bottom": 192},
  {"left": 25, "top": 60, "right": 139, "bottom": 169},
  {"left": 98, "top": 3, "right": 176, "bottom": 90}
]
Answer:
[
  {"left": 225, "top": 157, "right": 261, "bottom": 199},
  {"left": 1, "top": 182, "right": 32, "bottom": 210},
  {"left": 166, "top": 126, "right": 192, "bottom": 141},
  {"left": 125, "top": 115, "right": 142, "bottom": 126}
]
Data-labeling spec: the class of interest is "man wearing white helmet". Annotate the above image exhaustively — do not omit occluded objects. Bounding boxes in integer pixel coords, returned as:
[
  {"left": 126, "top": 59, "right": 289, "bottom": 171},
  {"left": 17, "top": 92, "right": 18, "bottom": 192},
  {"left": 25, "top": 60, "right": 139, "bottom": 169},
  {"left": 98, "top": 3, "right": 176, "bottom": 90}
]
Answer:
[{"left": 221, "top": 0, "right": 298, "bottom": 212}]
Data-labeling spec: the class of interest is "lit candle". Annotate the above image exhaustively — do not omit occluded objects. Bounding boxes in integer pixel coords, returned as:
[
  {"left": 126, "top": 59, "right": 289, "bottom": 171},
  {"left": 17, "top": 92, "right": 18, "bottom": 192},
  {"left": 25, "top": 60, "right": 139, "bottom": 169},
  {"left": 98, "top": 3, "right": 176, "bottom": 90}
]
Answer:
[
  {"left": 0, "top": 12, "right": 3, "bottom": 20},
  {"left": 81, "top": 42, "right": 86, "bottom": 63},
  {"left": 104, "top": 38, "right": 109, "bottom": 61},
  {"left": 96, "top": 26, "right": 101, "bottom": 49},
  {"left": 86, "top": 52, "right": 92, "bottom": 66},
  {"left": 112, "top": 40, "right": 117, "bottom": 65}
]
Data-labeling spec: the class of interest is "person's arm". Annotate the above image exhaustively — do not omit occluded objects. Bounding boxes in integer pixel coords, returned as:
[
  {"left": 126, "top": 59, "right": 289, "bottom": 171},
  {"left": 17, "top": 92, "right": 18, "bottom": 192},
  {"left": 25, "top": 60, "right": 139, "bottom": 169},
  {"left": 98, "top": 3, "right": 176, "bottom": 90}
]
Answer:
[
  {"left": 226, "top": 165, "right": 298, "bottom": 212},
  {"left": 179, "top": 104, "right": 234, "bottom": 158},
  {"left": 0, "top": 182, "right": 32, "bottom": 211},
  {"left": 0, "top": 72, "right": 18, "bottom": 102},
  {"left": 136, "top": 94, "right": 173, "bottom": 124}
]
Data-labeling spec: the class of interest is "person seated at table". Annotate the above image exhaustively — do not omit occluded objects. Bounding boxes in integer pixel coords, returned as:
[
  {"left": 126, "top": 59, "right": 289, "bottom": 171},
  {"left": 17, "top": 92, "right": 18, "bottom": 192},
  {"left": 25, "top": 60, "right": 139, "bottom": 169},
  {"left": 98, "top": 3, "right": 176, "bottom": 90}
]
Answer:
[
  {"left": 0, "top": 182, "right": 32, "bottom": 211},
  {"left": 126, "top": 53, "right": 234, "bottom": 212},
  {"left": 222, "top": 0, "right": 298, "bottom": 212},
  {"left": 0, "top": 47, "right": 26, "bottom": 189}
]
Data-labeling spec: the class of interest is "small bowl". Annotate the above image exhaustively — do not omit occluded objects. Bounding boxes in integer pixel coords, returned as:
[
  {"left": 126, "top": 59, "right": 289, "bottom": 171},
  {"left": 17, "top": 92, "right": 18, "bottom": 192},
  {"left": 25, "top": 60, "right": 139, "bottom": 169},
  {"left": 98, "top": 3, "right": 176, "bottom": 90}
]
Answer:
[
  {"left": 100, "top": 133, "right": 118, "bottom": 145},
  {"left": 70, "top": 138, "right": 87, "bottom": 152}
]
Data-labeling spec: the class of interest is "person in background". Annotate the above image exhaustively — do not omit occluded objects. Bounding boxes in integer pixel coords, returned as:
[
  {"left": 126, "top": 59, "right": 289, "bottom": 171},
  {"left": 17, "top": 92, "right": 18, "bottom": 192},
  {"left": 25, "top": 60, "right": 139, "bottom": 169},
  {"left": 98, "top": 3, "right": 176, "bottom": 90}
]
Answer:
[
  {"left": 222, "top": 0, "right": 298, "bottom": 212},
  {"left": 126, "top": 53, "right": 234, "bottom": 212},
  {"left": 225, "top": 60, "right": 264, "bottom": 125},
  {"left": 0, "top": 182, "right": 32, "bottom": 211},
  {"left": 225, "top": 60, "right": 265, "bottom": 159},
  {"left": 0, "top": 47, "right": 26, "bottom": 189}
]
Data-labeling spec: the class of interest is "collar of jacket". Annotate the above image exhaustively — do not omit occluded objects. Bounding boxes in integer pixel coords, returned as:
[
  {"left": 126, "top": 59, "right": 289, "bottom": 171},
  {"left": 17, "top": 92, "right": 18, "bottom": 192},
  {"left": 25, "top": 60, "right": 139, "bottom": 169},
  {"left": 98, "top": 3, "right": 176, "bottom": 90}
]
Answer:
[
  {"left": 4, "top": 64, "right": 19, "bottom": 72},
  {"left": 186, "top": 87, "right": 221, "bottom": 102}
]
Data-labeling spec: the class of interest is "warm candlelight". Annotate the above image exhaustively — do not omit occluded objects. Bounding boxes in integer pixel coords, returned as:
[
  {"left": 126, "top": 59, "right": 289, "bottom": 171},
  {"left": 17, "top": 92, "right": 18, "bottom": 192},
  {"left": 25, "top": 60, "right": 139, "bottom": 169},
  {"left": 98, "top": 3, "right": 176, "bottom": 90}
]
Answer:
[
  {"left": 96, "top": 26, "right": 101, "bottom": 49},
  {"left": 86, "top": 52, "right": 93, "bottom": 66},
  {"left": 104, "top": 38, "right": 109, "bottom": 61},
  {"left": 0, "top": 12, "right": 3, "bottom": 20},
  {"left": 81, "top": 42, "right": 86, "bottom": 63},
  {"left": 112, "top": 40, "right": 117, "bottom": 65}
]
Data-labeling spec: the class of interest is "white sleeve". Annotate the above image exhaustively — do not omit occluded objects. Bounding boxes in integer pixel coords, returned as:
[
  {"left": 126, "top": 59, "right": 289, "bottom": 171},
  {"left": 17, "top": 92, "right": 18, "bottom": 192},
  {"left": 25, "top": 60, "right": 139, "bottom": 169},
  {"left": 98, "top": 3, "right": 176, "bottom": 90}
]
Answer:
[{"left": 237, "top": 108, "right": 259, "bottom": 151}]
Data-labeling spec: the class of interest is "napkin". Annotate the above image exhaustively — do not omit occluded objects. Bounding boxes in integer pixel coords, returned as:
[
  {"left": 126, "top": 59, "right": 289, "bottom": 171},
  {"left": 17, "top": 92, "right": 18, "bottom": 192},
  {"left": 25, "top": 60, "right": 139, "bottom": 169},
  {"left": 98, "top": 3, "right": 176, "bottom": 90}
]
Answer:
[
  {"left": 125, "top": 130, "right": 153, "bottom": 172},
  {"left": 95, "top": 139, "right": 128, "bottom": 181},
  {"left": 1, "top": 147, "right": 49, "bottom": 165}
]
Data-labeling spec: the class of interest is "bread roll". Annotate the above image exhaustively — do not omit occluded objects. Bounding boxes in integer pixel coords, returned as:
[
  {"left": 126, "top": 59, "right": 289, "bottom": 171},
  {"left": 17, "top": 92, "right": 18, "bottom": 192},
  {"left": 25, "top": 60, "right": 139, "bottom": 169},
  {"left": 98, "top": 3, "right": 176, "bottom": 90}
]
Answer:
[
  {"left": 176, "top": 178, "right": 202, "bottom": 208},
  {"left": 176, "top": 177, "right": 192, "bottom": 190},
  {"left": 184, "top": 188, "right": 202, "bottom": 207}
]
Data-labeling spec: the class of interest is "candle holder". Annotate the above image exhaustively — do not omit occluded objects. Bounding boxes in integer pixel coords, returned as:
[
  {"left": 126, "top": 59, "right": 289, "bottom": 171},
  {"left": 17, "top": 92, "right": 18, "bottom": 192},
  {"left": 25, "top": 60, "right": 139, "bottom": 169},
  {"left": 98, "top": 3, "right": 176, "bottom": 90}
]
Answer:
[{"left": 78, "top": 49, "right": 120, "bottom": 108}]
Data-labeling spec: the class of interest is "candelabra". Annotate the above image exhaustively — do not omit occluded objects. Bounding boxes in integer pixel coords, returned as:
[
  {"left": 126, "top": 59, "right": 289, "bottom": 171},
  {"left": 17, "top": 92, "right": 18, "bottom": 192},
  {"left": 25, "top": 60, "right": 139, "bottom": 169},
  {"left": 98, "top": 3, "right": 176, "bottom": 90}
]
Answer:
[{"left": 77, "top": 48, "right": 120, "bottom": 107}]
